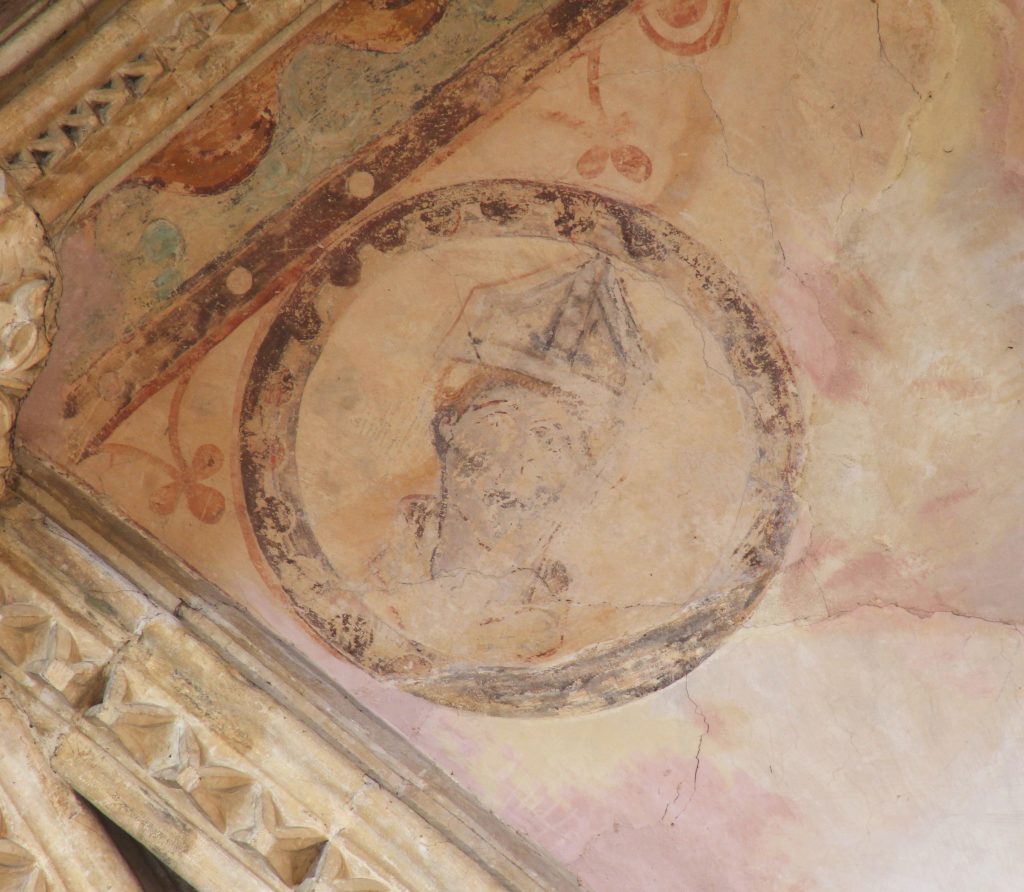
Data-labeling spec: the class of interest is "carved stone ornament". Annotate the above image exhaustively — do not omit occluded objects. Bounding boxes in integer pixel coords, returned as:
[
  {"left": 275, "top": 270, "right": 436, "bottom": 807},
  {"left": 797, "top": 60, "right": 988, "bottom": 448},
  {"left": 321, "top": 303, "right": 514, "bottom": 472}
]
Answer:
[
  {"left": 0, "top": 171, "right": 56, "bottom": 501},
  {"left": 0, "top": 695, "right": 145, "bottom": 892},
  {"left": 0, "top": 491, "right": 578, "bottom": 891}
]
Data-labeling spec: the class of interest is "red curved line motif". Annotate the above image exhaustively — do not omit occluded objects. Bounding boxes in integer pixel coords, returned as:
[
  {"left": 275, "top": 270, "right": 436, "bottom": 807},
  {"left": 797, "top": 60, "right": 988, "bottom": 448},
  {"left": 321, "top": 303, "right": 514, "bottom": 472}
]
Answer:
[{"left": 638, "top": 0, "right": 732, "bottom": 56}]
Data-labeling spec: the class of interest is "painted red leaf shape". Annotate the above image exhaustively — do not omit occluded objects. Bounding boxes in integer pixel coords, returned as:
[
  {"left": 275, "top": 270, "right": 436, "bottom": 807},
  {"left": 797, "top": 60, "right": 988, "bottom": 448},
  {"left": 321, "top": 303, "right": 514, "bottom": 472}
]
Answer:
[
  {"left": 186, "top": 484, "right": 225, "bottom": 524},
  {"left": 611, "top": 144, "right": 653, "bottom": 182},
  {"left": 191, "top": 443, "right": 224, "bottom": 479},
  {"left": 576, "top": 145, "right": 609, "bottom": 179}
]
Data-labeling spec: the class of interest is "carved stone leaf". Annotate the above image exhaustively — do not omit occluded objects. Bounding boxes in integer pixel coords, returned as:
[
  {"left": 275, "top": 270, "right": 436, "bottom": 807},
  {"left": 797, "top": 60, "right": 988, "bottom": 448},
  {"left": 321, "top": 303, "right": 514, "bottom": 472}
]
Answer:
[
  {"left": 297, "top": 844, "right": 389, "bottom": 891},
  {"left": 0, "top": 808, "right": 46, "bottom": 892},
  {"left": 0, "top": 838, "right": 38, "bottom": 871},
  {"left": 190, "top": 766, "right": 261, "bottom": 833},
  {"left": 0, "top": 600, "right": 105, "bottom": 706},
  {"left": 0, "top": 173, "right": 56, "bottom": 499}
]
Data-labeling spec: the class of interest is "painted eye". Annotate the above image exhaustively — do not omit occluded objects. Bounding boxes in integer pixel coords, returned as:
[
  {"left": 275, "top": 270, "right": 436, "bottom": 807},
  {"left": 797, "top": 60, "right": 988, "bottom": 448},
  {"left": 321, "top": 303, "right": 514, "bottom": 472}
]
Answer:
[{"left": 459, "top": 452, "right": 488, "bottom": 475}]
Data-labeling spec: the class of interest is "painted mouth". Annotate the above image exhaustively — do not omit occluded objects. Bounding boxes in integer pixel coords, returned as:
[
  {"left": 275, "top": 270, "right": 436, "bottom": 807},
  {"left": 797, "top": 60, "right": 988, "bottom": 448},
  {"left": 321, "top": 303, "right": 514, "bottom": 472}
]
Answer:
[
  {"left": 481, "top": 486, "right": 560, "bottom": 511},
  {"left": 482, "top": 489, "right": 527, "bottom": 511}
]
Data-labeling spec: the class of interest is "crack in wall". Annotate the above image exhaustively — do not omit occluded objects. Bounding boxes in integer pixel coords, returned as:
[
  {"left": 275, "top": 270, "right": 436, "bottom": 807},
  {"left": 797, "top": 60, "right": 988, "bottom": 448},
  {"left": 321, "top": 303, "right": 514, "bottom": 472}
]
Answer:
[
  {"left": 693, "top": 64, "right": 789, "bottom": 271},
  {"left": 661, "top": 679, "right": 710, "bottom": 827},
  {"left": 872, "top": 0, "right": 923, "bottom": 100},
  {"left": 751, "top": 599, "right": 1024, "bottom": 635}
]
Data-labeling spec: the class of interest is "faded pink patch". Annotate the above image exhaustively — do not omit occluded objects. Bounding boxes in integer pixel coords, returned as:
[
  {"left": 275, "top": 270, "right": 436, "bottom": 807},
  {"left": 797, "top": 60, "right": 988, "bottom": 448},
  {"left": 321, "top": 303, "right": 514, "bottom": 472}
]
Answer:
[
  {"left": 917, "top": 483, "right": 980, "bottom": 519},
  {"left": 482, "top": 748, "right": 698, "bottom": 865},
  {"left": 769, "top": 247, "right": 888, "bottom": 400},
  {"left": 932, "top": 530, "right": 1024, "bottom": 625},
  {"left": 912, "top": 375, "right": 989, "bottom": 401},
  {"left": 986, "top": 0, "right": 1024, "bottom": 188},
  {"left": 783, "top": 538, "right": 965, "bottom": 621},
  {"left": 572, "top": 760, "right": 800, "bottom": 891},
  {"left": 779, "top": 509, "right": 1023, "bottom": 627},
  {"left": 18, "top": 225, "right": 125, "bottom": 458},
  {"left": 823, "top": 549, "right": 947, "bottom": 616},
  {"left": 52, "top": 225, "right": 128, "bottom": 367},
  {"left": 778, "top": 533, "right": 847, "bottom": 616},
  {"left": 323, "top": 657, "right": 449, "bottom": 746},
  {"left": 769, "top": 270, "right": 840, "bottom": 396}
]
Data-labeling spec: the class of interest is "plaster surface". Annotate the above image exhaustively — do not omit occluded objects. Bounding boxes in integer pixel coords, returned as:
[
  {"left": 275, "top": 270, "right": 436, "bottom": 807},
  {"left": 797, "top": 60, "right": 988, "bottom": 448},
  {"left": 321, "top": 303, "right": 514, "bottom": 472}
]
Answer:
[{"left": 18, "top": 0, "right": 1024, "bottom": 887}]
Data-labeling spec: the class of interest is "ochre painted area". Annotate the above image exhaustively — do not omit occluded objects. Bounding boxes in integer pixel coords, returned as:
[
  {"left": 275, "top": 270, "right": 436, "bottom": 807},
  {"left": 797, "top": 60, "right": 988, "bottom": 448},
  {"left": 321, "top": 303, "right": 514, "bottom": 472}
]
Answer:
[{"left": 16, "top": 0, "right": 1024, "bottom": 887}]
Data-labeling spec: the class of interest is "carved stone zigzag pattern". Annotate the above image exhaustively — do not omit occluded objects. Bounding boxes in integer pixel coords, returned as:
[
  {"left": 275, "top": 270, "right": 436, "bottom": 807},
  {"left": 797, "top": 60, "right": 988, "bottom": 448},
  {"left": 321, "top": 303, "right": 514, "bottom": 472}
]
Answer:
[
  {"left": 5, "top": 0, "right": 238, "bottom": 188},
  {"left": 0, "top": 811, "right": 48, "bottom": 892},
  {"left": 88, "top": 669, "right": 386, "bottom": 891},
  {"left": 5, "top": 55, "right": 164, "bottom": 187},
  {"left": 0, "top": 599, "right": 105, "bottom": 709}
]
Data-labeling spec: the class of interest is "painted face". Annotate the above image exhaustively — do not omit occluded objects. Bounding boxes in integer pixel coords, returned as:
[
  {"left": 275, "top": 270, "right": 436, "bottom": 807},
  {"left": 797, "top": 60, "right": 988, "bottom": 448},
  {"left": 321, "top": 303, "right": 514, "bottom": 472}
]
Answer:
[{"left": 437, "top": 384, "right": 593, "bottom": 568}]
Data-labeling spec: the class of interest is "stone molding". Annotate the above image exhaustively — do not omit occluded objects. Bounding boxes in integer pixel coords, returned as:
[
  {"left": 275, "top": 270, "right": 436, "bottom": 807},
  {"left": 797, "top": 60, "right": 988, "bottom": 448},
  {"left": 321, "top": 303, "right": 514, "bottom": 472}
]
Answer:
[
  {"left": 0, "top": 695, "right": 146, "bottom": 891},
  {"left": 0, "top": 0, "right": 340, "bottom": 224},
  {"left": 0, "top": 0, "right": 108, "bottom": 83},
  {"left": 0, "top": 483, "right": 581, "bottom": 891},
  {"left": 0, "top": 173, "right": 56, "bottom": 502}
]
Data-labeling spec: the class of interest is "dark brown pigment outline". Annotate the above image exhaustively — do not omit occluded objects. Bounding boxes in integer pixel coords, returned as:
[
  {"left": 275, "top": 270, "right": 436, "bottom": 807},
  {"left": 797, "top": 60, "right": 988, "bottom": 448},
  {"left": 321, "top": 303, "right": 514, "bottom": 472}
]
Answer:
[
  {"left": 63, "top": 0, "right": 635, "bottom": 461},
  {"left": 239, "top": 179, "right": 805, "bottom": 717}
]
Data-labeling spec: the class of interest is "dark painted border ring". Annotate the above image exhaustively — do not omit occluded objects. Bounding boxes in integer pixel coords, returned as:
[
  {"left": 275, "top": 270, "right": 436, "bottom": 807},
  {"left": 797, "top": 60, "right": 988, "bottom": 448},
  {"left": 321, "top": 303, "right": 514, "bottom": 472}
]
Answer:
[{"left": 239, "top": 179, "right": 804, "bottom": 715}]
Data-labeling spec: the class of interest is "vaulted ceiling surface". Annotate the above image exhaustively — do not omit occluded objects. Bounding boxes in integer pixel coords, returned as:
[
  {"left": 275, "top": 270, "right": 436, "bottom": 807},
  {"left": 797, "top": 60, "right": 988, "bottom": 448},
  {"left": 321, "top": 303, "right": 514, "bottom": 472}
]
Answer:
[{"left": 3, "top": 0, "right": 1024, "bottom": 889}]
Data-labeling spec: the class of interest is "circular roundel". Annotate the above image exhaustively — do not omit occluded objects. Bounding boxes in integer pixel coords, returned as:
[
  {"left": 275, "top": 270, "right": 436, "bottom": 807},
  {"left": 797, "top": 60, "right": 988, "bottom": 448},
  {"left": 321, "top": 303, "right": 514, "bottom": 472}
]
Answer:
[{"left": 239, "top": 179, "right": 803, "bottom": 715}]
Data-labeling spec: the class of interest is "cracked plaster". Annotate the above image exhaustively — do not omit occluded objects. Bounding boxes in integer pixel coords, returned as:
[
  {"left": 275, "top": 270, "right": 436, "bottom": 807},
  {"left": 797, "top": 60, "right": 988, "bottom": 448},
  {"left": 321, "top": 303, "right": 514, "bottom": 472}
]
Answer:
[{"left": 15, "top": 0, "right": 1024, "bottom": 887}]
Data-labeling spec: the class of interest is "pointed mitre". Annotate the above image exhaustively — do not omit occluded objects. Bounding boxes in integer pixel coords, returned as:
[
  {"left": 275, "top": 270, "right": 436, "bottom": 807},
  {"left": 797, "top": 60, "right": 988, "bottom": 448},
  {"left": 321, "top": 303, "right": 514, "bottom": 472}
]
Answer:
[{"left": 440, "top": 255, "right": 650, "bottom": 402}]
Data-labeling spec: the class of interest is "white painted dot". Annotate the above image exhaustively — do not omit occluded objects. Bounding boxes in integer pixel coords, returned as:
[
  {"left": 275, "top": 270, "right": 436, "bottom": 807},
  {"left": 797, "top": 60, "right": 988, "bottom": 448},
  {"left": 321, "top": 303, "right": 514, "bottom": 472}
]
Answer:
[
  {"left": 98, "top": 371, "right": 123, "bottom": 401},
  {"left": 477, "top": 74, "right": 499, "bottom": 101},
  {"left": 226, "top": 266, "right": 253, "bottom": 295},
  {"left": 347, "top": 170, "right": 375, "bottom": 199}
]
